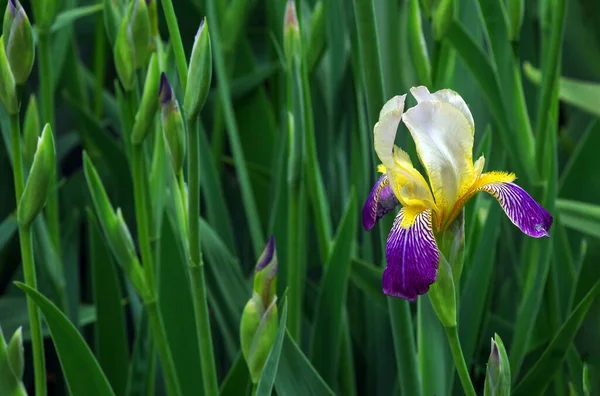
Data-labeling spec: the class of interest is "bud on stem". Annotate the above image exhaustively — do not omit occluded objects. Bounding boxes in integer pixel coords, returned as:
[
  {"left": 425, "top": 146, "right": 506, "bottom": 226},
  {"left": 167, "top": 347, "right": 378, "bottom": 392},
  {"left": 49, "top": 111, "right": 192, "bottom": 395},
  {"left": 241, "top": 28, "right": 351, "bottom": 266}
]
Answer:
[
  {"left": 131, "top": 54, "right": 160, "bottom": 144},
  {"left": 0, "top": 38, "right": 17, "bottom": 114},
  {"left": 0, "top": 326, "right": 27, "bottom": 395},
  {"left": 159, "top": 73, "right": 186, "bottom": 175},
  {"left": 18, "top": 124, "right": 56, "bottom": 227},
  {"left": 3, "top": 0, "right": 34, "bottom": 85},
  {"left": 23, "top": 95, "right": 40, "bottom": 168},
  {"left": 184, "top": 18, "right": 212, "bottom": 121},
  {"left": 484, "top": 334, "right": 510, "bottom": 396}
]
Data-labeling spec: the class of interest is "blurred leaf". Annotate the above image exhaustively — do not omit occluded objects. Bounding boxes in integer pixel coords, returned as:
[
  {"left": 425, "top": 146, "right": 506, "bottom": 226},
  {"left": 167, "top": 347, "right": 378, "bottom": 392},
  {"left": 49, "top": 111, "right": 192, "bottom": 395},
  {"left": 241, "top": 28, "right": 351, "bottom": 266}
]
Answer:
[
  {"left": 275, "top": 332, "right": 335, "bottom": 396},
  {"left": 15, "top": 283, "right": 115, "bottom": 395},
  {"left": 256, "top": 298, "right": 288, "bottom": 396},
  {"left": 51, "top": 4, "right": 104, "bottom": 33},
  {"left": 310, "top": 190, "right": 357, "bottom": 384},
  {"left": 88, "top": 211, "right": 129, "bottom": 395},
  {"left": 159, "top": 217, "right": 203, "bottom": 395},
  {"left": 350, "top": 257, "right": 386, "bottom": 309},
  {"left": 557, "top": 199, "right": 600, "bottom": 239},
  {"left": 513, "top": 279, "right": 600, "bottom": 396},
  {"left": 0, "top": 215, "right": 17, "bottom": 251},
  {"left": 524, "top": 62, "right": 600, "bottom": 118},
  {"left": 219, "top": 353, "right": 251, "bottom": 396},
  {"left": 126, "top": 312, "right": 153, "bottom": 396}
]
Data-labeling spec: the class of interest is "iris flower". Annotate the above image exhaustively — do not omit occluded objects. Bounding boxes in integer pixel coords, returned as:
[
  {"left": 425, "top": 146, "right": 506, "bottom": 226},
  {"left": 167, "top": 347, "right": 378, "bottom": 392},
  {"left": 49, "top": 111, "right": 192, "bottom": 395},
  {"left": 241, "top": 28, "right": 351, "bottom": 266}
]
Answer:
[{"left": 362, "top": 87, "right": 553, "bottom": 301}]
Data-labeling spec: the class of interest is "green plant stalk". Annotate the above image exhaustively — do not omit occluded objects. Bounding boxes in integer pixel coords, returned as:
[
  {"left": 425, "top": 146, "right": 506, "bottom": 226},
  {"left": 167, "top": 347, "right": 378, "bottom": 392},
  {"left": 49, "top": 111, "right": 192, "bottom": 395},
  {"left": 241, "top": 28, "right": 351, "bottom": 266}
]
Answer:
[
  {"left": 286, "top": 184, "right": 303, "bottom": 341},
  {"left": 444, "top": 326, "right": 475, "bottom": 396},
  {"left": 93, "top": 12, "right": 107, "bottom": 119},
  {"left": 187, "top": 117, "right": 219, "bottom": 396},
  {"left": 10, "top": 114, "right": 47, "bottom": 396},
  {"left": 145, "top": 301, "right": 183, "bottom": 396},
  {"left": 389, "top": 298, "right": 422, "bottom": 396},
  {"left": 206, "top": 0, "right": 264, "bottom": 259},
  {"left": 37, "top": 30, "right": 62, "bottom": 265},
  {"left": 159, "top": 0, "right": 188, "bottom": 91}
]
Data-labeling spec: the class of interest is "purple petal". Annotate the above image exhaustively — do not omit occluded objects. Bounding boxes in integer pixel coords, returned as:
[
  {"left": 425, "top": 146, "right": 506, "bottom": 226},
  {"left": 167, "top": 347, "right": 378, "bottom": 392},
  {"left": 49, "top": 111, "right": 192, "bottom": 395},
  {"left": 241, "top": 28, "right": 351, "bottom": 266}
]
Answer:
[
  {"left": 479, "top": 182, "right": 553, "bottom": 238},
  {"left": 256, "top": 236, "right": 276, "bottom": 271},
  {"left": 383, "top": 209, "right": 439, "bottom": 301},
  {"left": 362, "top": 174, "right": 400, "bottom": 230}
]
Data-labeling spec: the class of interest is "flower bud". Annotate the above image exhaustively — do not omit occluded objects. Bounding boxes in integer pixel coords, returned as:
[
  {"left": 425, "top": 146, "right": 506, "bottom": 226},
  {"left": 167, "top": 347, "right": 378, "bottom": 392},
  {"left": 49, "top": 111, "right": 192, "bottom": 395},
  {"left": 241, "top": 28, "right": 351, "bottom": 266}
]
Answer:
[
  {"left": 283, "top": 0, "right": 300, "bottom": 63},
  {"left": 484, "top": 334, "right": 510, "bottom": 396},
  {"left": 83, "top": 152, "right": 150, "bottom": 300},
  {"left": 0, "top": 38, "right": 17, "bottom": 114},
  {"left": 23, "top": 95, "right": 40, "bottom": 168},
  {"left": 2, "top": 0, "right": 34, "bottom": 85},
  {"left": 131, "top": 54, "right": 160, "bottom": 144},
  {"left": 184, "top": 18, "right": 212, "bottom": 121},
  {"left": 18, "top": 124, "right": 56, "bottom": 227},
  {"left": 103, "top": 0, "right": 123, "bottom": 45},
  {"left": 0, "top": 326, "right": 27, "bottom": 395},
  {"left": 114, "top": 0, "right": 151, "bottom": 90},
  {"left": 31, "top": 0, "right": 57, "bottom": 32},
  {"left": 427, "top": 252, "right": 456, "bottom": 328},
  {"left": 508, "top": 0, "right": 524, "bottom": 41},
  {"left": 241, "top": 237, "right": 279, "bottom": 384},
  {"left": 432, "top": 0, "right": 453, "bottom": 41},
  {"left": 159, "top": 73, "right": 186, "bottom": 175}
]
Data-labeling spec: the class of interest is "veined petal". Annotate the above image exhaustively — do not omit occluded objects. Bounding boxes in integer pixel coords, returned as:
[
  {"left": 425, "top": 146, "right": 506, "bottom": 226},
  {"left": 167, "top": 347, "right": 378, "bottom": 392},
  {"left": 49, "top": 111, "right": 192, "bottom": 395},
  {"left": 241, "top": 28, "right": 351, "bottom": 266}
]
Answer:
[
  {"left": 362, "top": 174, "right": 399, "bottom": 230},
  {"left": 478, "top": 181, "right": 553, "bottom": 238},
  {"left": 410, "top": 86, "right": 474, "bottom": 132},
  {"left": 383, "top": 208, "right": 439, "bottom": 301},
  {"left": 402, "top": 98, "right": 474, "bottom": 214},
  {"left": 374, "top": 95, "right": 407, "bottom": 170}
]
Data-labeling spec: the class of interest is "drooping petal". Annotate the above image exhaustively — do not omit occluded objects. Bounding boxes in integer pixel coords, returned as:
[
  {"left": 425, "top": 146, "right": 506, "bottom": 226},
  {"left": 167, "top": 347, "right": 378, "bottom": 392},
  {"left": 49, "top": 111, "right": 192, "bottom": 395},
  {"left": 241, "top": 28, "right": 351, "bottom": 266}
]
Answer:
[
  {"left": 410, "top": 86, "right": 474, "bottom": 131},
  {"left": 362, "top": 174, "right": 400, "bottom": 230},
  {"left": 402, "top": 98, "right": 474, "bottom": 214},
  {"left": 478, "top": 181, "right": 553, "bottom": 238},
  {"left": 383, "top": 208, "right": 439, "bottom": 301},
  {"left": 374, "top": 95, "right": 407, "bottom": 170}
]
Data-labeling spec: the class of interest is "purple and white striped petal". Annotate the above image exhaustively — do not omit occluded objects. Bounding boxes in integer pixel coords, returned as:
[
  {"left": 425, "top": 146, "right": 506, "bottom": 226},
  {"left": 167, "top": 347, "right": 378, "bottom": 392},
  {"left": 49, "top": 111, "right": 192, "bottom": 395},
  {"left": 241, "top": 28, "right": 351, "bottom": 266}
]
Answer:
[
  {"left": 362, "top": 174, "right": 400, "bottom": 230},
  {"left": 479, "top": 182, "right": 553, "bottom": 238},
  {"left": 383, "top": 208, "right": 439, "bottom": 301}
]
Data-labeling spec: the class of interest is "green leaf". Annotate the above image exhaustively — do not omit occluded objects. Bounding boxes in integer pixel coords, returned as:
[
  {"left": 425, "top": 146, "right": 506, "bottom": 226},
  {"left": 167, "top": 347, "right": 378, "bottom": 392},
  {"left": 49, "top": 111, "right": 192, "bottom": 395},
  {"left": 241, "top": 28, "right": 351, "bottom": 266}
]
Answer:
[
  {"left": 512, "top": 279, "right": 600, "bottom": 396},
  {"left": 310, "top": 190, "right": 357, "bottom": 384},
  {"left": 14, "top": 283, "right": 115, "bottom": 396},
  {"left": 0, "top": 215, "right": 17, "bottom": 251},
  {"left": 557, "top": 199, "right": 600, "bottom": 239},
  {"left": 256, "top": 298, "right": 288, "bottom": 396},
  {"left": 219, "top": 352, "right": 251, "bottom": 395},
  {"left": 350, "top": 257, "right": 386, "bottom": 309},
  {"left": 159, "top": 217, "right": 203, "bottom": 395},
  {"left": 275, "top": 332, "right": 335, "bottom": 396},
  {"left": 88, "top": 210, "right": 129, "bottom": 395}
]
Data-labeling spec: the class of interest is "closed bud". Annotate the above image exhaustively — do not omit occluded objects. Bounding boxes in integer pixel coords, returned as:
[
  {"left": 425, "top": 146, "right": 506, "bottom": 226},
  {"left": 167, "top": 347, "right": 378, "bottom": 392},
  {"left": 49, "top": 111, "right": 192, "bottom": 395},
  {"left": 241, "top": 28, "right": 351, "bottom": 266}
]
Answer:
[
  {"left": 283, "top": 0, "right": 300, "bottom": 62},
  {"left": 241, "top": 237, "right": 279, "bottom": 384},
  {"left": 6, "top": 327, "right": 24, "bottom": 380},
  {"left": 3, "top": 0, "right": 34, "bottom": 84},
  {"left": 114, "top": 0, "right": 151, "bottom": 90},
  {"left": 83, "top": 152, "right": 150, "bottom": 300},
  {"left": 131, "top": 54, "right": 160, "bottom": 144},
  {"left": 159, "top": 73, "right": 186, "bottom": 175},
  {"left": 508, "top": 0, "right": 524, "bottom": 41},
  {"left": 432, "top": 0, "right": 453, "bottom": 41},
  {"left": 484, "top": 334, "right": 510, "bottom": 396},
  {"left": 31, "top": 0, "right": 57, "bottom": 31},
  {"left": 427, "top": 253, "right": 456, "bottom": 327},
  {"left": 0, "top": 326, "right": 27, "bottom": 395},
  {"left": 103, "top": 0, "right": 123, "bottom": 45},
  {"left": 18, "top": 124, "right": 56, "bottom": 227},
  {"left": 0, "top": 38, "right": 17, "bottom": 114},
  {"left": 23, "top": 95, "right": 40, "bottom": 168},
  {"left": 184, "top": 18, "right": 212, "bottom": 121}
]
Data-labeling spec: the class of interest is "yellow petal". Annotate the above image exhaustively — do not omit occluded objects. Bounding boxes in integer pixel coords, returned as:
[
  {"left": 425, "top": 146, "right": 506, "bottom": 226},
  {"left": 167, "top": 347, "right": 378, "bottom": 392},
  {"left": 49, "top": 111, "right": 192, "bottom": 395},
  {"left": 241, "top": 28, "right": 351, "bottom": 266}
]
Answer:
[
  {"left": 386, "top": 145, "right": 435, "bottom": 210},
  {"left": 374, "top": 95, "right": 407, "bottom": 170},
  {"left": 402, "top": 96, "right": 475, "bottom": 217}
]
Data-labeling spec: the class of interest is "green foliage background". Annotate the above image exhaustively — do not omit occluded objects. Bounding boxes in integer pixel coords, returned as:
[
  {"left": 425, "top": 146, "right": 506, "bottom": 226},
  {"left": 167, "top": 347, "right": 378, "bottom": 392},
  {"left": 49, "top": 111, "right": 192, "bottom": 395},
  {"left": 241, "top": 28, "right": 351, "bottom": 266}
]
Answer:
[{"left": 1, "top": 0, "right": 600, "bottom": 395}]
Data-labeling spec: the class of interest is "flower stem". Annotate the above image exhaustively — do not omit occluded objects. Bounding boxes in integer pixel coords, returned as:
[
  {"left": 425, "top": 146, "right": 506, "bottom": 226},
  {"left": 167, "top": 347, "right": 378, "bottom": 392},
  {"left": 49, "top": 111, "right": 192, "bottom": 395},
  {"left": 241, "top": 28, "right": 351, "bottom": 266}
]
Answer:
[
  {"left": 187, "top": 117, "right": 219, "bottom": 396},
  {"left": 444, "top": 326, "right": 476, "bottom": 396},
  {"left": 37, "top": 30, "right": 61, "bottom": 258},
  {"left": 145, "top": 301, "right": 182, "bottom": 396},
  {"left": 10, "top": 113, "right": 47, "bottom": 396},
  {"left": 159, "top": 0, "right": 188, "bottom": 91}
]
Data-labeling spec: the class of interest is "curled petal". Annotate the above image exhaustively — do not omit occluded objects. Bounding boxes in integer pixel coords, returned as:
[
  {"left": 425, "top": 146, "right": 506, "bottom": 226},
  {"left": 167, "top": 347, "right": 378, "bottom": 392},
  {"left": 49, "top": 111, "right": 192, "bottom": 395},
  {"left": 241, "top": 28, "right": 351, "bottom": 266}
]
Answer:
[
  {"left": 410, "top": 86, "right": 475, "bottom": 132},
  {"left": 362, "top": 174, "right": 399, "bottom": 230},
  {"left": 383, "top": 208, "right": 439, "bottom": 301},
  {"left": 374, "top": 95, "right": 407, "bottom": 170},
  {"left": 479, "top": 182, "right": 553, "bottom": 238}
]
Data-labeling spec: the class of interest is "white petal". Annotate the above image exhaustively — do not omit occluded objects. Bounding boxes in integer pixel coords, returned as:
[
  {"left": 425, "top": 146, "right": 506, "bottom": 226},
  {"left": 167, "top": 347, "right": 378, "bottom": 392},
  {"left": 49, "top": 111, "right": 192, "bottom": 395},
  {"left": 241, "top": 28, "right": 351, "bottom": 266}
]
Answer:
[
  {"left": 374, "top": 95, "right": 407, "bottom": 169},
  {"left": 410, "top": 86, "right": 475, "bottom": 132},
  {"left": 402, "top": 100, "right": 474, "bottom": 212}
]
